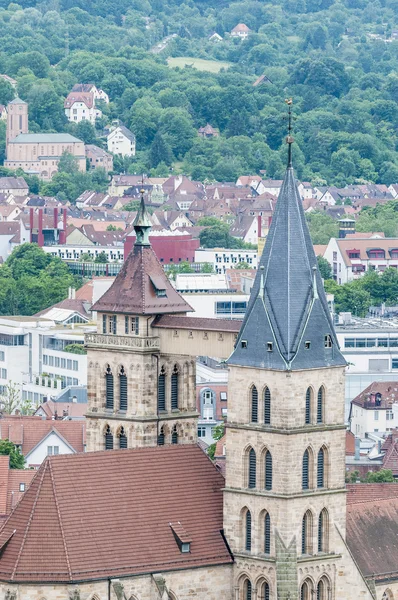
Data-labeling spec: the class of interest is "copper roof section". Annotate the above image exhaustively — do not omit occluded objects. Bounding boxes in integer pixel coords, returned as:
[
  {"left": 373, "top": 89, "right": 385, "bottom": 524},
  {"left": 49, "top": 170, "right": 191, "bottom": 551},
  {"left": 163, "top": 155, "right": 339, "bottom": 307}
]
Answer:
[{"left": 0, "top": 445, "right": 232, "bottom": 583}]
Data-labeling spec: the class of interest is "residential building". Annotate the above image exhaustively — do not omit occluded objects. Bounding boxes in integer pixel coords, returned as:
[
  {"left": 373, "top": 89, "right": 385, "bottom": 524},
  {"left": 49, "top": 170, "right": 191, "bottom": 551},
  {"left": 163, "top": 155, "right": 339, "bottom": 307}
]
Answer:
[
  {"left": 71, "top": 83, "right": 109, "bottom": 104},
  {"left": 108, "top": 174, "right": 148, "bottom": 196},
  {"left": 107, "top": 124, "right": 136, "bottom": 156},
  {"left": 64, "top": 91, "right": 102, "bottom": 124},
  {"left": 0, "top": 177, "right": 27, "bottom": 197},
  {"left": 349, "top": 381, "right": 398, "bottom": 436},
  {"left": 0, "top": 455, "right": 35, "bottom": 518},
  {"left": 230, "top": 23, "right": 251, "bottom": 39},
  {"left": 197, "top": 124, "right": 219, "bottom": 138},
  {"left": 180, "top": 292, "right": 249, "bottom": 320},
  {"left": 85, "top": 144, "right": 113, "bottom": 171},
  {"left": 196, "top": 356, "right": 228, "bottom": 444},
  {"left": 195, "top": 248, "right": 258, "bottom": 273}
]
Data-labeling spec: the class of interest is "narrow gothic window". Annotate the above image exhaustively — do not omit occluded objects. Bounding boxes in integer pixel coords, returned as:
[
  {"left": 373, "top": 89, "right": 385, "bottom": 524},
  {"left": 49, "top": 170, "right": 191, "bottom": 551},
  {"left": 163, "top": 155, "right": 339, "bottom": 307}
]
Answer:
[
  {"left": 248, "top": 448, "right": 256, "bottom": 488},
  {"left": 317, "top": 447, "right": 325, "bottom": 488},
  {"left": 264, "top": 512, "right": 271, "bottom": 554},
  {"left": 105, "top": 365, "right": 114, "bottom": 410},
  {"left": 171, "top": 365, "right": 179, "bottom": 410},
  {"left": 265, "top": 451, "right": 272, "bottom": 491},
  {"left": 302, "top": 449, "right": 309, "bottom": 490},
  {"left": 251, "top": 386, "right": 258, "bottom": 422},
  {"left": 264, "top": 387, "right": 271, "bottom": 425},
  {"left": 317, "top": 578, "right": 329, "bottom": 600},
  {"left": 171, "top": 425, "right": 178, "bottom": 444},
  {"left": 318, "top": 509, "right": 328, "bottom": 553},
  {"left": 119, "top": 366, "right": 127, "bottom": 411},
  {"left": 102, "top": 314, "right": 106, "bottom": 334},
  {"left": 302, "top": 511, "right": 313, "bottom": 554},
  {"left": 119, "top": 427, "right": 127, "bottom": 449},
  {"left": 244, "top": 579, "right": 252, "bottom": 600},
  {"left": 305, "top": 388, "right": 311, "bottom": 424},
  {"left": 158, "top": 426, "right": 165, "bottom": 446},
  {"left": 317, "top": 386, "right": 324, "bottom": 423},
  {"left": 301, "top": 580, "right": 313, "bottom": 600},
  {"left": 260, "top": 582, "right": 270, "bottom": 600},
  {"left": 245, "top": 510, "right": 252, "bottom": 551},
  {"left": 105, "top": 425, "right": 113, "bottom": 450},
  {"left": 158, "top": 367, "right": 166, "bottom": 411}
]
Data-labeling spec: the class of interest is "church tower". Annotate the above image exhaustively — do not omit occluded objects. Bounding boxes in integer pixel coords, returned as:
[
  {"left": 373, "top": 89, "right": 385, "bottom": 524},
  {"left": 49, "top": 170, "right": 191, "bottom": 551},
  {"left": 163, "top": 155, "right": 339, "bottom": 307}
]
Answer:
[
  {"left": 85, "top": 192, "right": 198, "bottom": 451},
  {"left": 6, "top": 97, "right": 28, "bottom": 145},
  {"left": 223, "top": 106, "right": 374, "bottom": 600}
]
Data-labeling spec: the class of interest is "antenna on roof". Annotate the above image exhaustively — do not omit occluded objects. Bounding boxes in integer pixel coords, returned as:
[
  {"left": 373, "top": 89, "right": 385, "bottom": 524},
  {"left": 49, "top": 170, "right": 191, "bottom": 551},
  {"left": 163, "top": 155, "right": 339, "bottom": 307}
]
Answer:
[{"left": 285, "top": 98, "right": 294, "bottom": 168}]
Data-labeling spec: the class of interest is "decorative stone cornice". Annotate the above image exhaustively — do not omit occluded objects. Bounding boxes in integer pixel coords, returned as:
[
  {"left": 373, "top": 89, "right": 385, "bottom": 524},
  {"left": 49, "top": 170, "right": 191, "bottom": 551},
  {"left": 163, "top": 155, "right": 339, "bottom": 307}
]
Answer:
[{"left": 85, "top": 333, "right": 160, "bottom": 352}]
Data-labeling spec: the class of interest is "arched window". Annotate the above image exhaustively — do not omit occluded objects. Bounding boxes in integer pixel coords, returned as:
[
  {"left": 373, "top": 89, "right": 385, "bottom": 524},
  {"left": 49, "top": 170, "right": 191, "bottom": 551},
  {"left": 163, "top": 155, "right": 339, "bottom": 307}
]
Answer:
[
  {"left": 318, "top": 509, "right": 329, "bottom": 553},
  {"left": 171, "top": 425, "right": 178, "bottom": 444},
  {"left": 248, "top": 448, "right": 256, "bottom": 488},
  {"left": 300, "top": 579, "right": 314, "bottom": 600},
  {"left": 258, "top": 581, "right": 270, "bottom": 600},
  {"left": 317, "top": 447, "right": 325, "bottom": 488},
  {"left": 158, "top": 426, "right": 165, "bottom": 446},
  {"left": 251, "top": 386, "right": 258, "bottom": 422},
  {"left": 317, "top": 386, "right": 324, "bottom": 424},
  {"left": 105, "top": 365, "right": 114, "bottom": 410},
  {"left": 244, "top": 579, "right": 252, "bottom": 600},
  {"left": 245, "top": 510, "right": 252, "bottom": 551},
  {"left": 171, "top": 365, "right": 179, "bottom": 410},
  {"left": 158, "top": 366, "right": 166, "bottom": 411},
  {"left": 105, "top": 425, "right": 113, "bottom": 450},
  {"left": 265, "top": 450, "right": 272, "bottom": 491},
  {"left": 303, "top": 449, "right": 309, "bottom": 490},
  {"left": 118, "top": 426, "right": 127, "bottom": 449},
  {"left": 317, "top": 576, "right": 331, "bottom": 600},
  {"left": 119, "top": 366, "right": 127, "bottom": 411},
  {"left": 305, "top": 387, "right": 312, "bottom": 424},
  {"left": 264, "top": 512, "right": 271, "bottom": 554},
  {"left": 302, "top": 510, "right": 313, "bottom": 555},
  {"left": 382, "top": 590, "right": 394, "bottom": 600},
  {"left": 264, "top": 387, "right": 271, "bottom": 425}
]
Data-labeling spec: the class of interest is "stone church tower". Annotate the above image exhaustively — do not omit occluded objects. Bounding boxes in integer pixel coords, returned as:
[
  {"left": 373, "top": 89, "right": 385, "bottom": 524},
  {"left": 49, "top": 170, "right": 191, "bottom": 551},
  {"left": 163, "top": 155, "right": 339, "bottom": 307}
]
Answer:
[
  {"left": 223, "top": 137, "right": 375, "bottom": 599},
  {"left": 85, "top": 193, "right": 198, "bottom": 451},
  {"left": 6, "top": 97, "right": 28, "bottom": 145}
]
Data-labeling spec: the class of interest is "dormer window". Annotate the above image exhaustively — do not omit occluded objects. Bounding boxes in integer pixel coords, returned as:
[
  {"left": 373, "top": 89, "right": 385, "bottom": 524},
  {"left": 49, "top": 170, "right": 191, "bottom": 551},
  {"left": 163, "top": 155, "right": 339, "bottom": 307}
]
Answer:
[
  {"left": 324, "top": 335, "right": 332, "bottom": 348},
  {"left": 305, "top": 341, "right": 311, "bottom": 349},
  {"left": 170, "top": 522, "right": 192, "bottom": 553},
  {"left": 241, "top": 340, "right": 248, "bottom": 349},
  {"left": 367, "top": 248, "right": 385, "bottom": 259},
  {"left": 267, "top": 342, "right": 273, "bottom": 352},
  {"left": 150, "top": 275, "right": 167, "bottom": 297},
  {"left": 390, "top": 248, "right": 398, "bottom": 259}
]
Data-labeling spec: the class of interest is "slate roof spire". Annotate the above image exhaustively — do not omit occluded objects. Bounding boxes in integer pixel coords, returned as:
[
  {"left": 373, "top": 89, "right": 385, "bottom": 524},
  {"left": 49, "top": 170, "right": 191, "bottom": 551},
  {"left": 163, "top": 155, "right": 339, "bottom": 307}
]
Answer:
[
  {"left": 133, "top": 188, "right": 151, "bottom": 246},
  {"left": 228, "top": 101, "right": 346, "bottom": 371}
]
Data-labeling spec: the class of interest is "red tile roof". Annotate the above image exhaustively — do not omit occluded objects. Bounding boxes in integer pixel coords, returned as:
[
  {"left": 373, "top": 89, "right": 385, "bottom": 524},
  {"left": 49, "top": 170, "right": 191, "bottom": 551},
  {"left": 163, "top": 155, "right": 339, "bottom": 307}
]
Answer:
[
  {"left": 351, "top": 380, "right": 398, "bottom": 410},
  {"left": 0, "top": 445, "right": 232, "bottom": 582},
  {"left": 0, "top": 456, "right": 35, "bottom": 516},
  {"left": 346, "top": 431, "right": 356, "bottom": 456}
]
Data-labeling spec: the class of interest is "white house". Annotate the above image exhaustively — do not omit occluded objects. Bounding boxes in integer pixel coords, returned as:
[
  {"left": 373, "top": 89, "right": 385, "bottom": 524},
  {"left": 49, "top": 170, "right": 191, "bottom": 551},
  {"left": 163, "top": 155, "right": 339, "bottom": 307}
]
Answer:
[
  {"left": 230, "top": 23, "right": 251, "bottom": 39},
  {"left": 195, "top": 248, "right": 258, "bottom": 274},
  {"left": 24, "top": 427, "right": 82, "bottom": 468},
  {"left": 107, "top": 125, "right": 136, "bottom": 156},
  {"left": 349, "top": 381, "right": 398, "bottom": 437},
  {"left": 64, "top": 91, "right": 102, "bottom": 124}
]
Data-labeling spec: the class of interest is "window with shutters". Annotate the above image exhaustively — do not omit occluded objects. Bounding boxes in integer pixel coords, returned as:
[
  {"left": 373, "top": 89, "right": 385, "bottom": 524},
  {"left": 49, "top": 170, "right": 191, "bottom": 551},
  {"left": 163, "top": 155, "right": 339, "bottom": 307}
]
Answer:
[
  {"left": 105, "top": 425, "right": 113, "bottom": 450},
  {"left": 251, "top": 385, "right": 258, "bottom": 422},
  {"left": 171, "top": 425, "right": 178, "bottom": 444},
  {"left": 305, "top": 387, "right": 312, "bottom": 424},
  {"left": 158, "top": 366, "right": 166, "bottom": 411},
  {"left": 317, "top": 386, "right": 324, "bottom": 423},
  {"left": 105, "top": 365, "right": 114, "bottom": 410},
  {"left": 158, "top": 426, "right": 165, "bottom": 446},
  {"left": 244, "top": 579, "right": 252, "bottom": 600},
  {"left": 118, "top": 426, "right": 127, "bottom": 449},
  {"left": 300, "top": 579, "right": 314, "bottom": 600},
  {"left": 264, "top": 512, "right": 271, "bottom": 554},
  {"left": 318, "top": 508, "right": 329, "bottom": 553},
  {"left": 302, "top": 510, "right": 313, "bottom": 554},
  {"left": 259, "top": 581, "right": 270, "bottom": 600},
  {"left": 248, "top": 447, "right": 256, "bottom": 488},
  {"left": 171, "top": 365, "right": 179, "bottom": 410},
  {"left": 303, "top": 449, "right": 309, "bottom": 489},
  {"left": 264, "top": 387, "right": 271, "bottom": 425},
  {"left": 245, "top": 510, "right": 252, "bottom": 551},
  {"left": 265, "top": 450, "right": 272, "bottom": 491},
  {"left": 108, "top": 315, "right": 117, "bottom": 334},
  {"left": 119, "top": 366, "right": 127, "bottom": 411},
  {"left": 317, "top": 447, "right": 325, "bottom": 488}
]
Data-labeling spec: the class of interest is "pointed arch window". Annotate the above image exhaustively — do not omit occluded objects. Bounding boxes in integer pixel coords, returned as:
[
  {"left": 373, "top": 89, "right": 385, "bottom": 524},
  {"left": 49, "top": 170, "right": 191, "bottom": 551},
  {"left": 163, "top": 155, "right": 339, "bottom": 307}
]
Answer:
[
  {"left": 158, "top": 366, "right": 166, "bottom": 411},
  {"left": 317, "top": 577, "right": 330, "bottom": 600},
  {"left": 171, "top": 425, "right": 178, "bottom": 444},
  {"left": 264, "top": 512, "right": 271, "bottom": 554},
  {"left": 244, "top": 579, "right": 252, "bottom": 600},
  {"left": 264, "top": 387, "right": 271, "bottom": 425},
  {"left": 259, "top": 582, "right": 270, "bottom": 600},
  {"left": 248, "top": 448, "right": 256, "bottom": 488},
  {"left": 119, "top": 366, "right": 127, "bottom": 411},
  {"left": 245, "top": 510, "right": 252, "bottom": 551},
  {"left": 251, "top": 386, "right": 258, "bottom": 422},
  {"left": 318, "top": 509, "right": 329, "bottom": 553},
  {"left": 118, "top": 426, "right": 127, "bottom": 449},
  {"left": 158, "top": 426, "right": 165, "bottom": 446},
  {"left": 300, "top": 579, "right": 314, "bottom": 600},
  {"left": 317, "top": 447, "right": 325, "bottom": 488},
  {"left": 305, "top": 387, "right": 311, "bottom": 424},
  {"left": 265, "top": 450, "right": 272, "bottom": 491},
  {"left": 171, "top": 365, "right": 179, "bottom": 410},
  {"left": 302, "top": 449, "right": 309, "bottom": 490},
  {"left": 317, "top": 386, "right": 324, "bottom": 424},
  {"left": 302, "top": 510, "right": 313, "bottom": 555},
  {"left": 105, "top": 425, "right": 113, "bottom": 450},
  {"left": 105, "top": 365, "right": 114, "bottom": 410}
]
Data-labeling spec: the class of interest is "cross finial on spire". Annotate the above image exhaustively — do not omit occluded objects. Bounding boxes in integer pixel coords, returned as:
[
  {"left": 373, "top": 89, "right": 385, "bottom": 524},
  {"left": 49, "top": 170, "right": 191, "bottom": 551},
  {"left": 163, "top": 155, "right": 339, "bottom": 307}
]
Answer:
[{"left": 285, "top": 98, "right": 294, "bottom": 168}]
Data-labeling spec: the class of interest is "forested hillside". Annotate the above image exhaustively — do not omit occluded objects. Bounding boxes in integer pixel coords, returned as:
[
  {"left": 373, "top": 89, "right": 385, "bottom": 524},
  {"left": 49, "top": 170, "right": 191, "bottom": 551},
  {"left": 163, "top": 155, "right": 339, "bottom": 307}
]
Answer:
[{"left": 1, "top": 0, "right": 398, "bottom": 185}]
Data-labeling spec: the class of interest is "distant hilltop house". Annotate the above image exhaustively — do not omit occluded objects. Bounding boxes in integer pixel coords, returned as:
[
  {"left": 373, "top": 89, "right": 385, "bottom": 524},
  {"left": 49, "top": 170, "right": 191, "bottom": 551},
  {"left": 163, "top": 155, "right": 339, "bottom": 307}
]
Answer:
[
  {"left": 198, "top": 123, "right": 220, "bottom": 139},
  {"left": 64, "top": 91, "right": 102, "bottom": 125},
  {"left": 230, "top": 23, "right": 251, "bottom": 39},
  {"left": 85, "top": 144, "right": 113, "bottom": 172},
  {"left": 4, "top": 98, "right": 86, "bottom": 180},
  {"left": 71, "top": 83, "right": 109, "bottom": 104},
  {"left": 107, "top": 123, "right": 136, "bottom": 157},
  {"left": 208, "top": 32, "right": 223, "bottom": 41},
  {"left": 0, "top": 74, "right": 17, "bottom": 88}
]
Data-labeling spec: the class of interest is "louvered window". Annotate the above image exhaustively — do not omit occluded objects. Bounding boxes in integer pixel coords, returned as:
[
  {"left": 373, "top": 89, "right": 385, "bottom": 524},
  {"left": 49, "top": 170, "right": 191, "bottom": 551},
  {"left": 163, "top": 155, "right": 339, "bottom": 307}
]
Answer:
[
  {"left": 251, "top": 386, "right": 258, "bottom": 422},
  {"left": 317, "top": 580, "right": 325, "bottom": 600},
  {"left": 245, "top": 580, "right": 252, "bottom": 600},
  {"left": 119, "top": 427, "right": 127, "bottom": 449},
  {"left": 248, "top": 448, "right": 256, "bottom": 488},
  {"left": 302, "top": 513, "right": 307, "bottom": 554},
  {"left": 265, "top": 451, "right": 272, "bottom": 490},
  {"left": 302, "top": 449, "right": 309, "bottom": 490},
  {"left": 102, "top": 314, "right": 106, "bottom": 333},
  {"left": 318, "top": 511, "right": 324, "bottom": 552},
  {"left": 305, "top": 388, "right": 311, "bottom": 424},
  {"left": 158, "top": 426, "right": 165, "bottom": 446},
  {"left": 158, "top": 367, "right": 166, "bottom": 411},
  {"left": 105, "top": 366, "right": 114, "bottom": 410},
  {"left": 119, "top": 367, "right": 127, "bottom": 411},
  {"left": 125, "top": 316, "right": 128, "bottom": 334},
  {"left": 245, "top": 510, "right": 252, "bottom": 551},
  {"left": 317, "top": 387, "right": 324, "bottom": 423},
  {"left": 317, "top": 448, "right": 325, "bottom": 488},
  {"left": 264, "top": 387, "right": 271, "bottom": 425},
  {"left": 264, "top": 513, "right": 271, "bottom": 554},
  {"left": 261, "top": 582, "right": 270, "bottom": 600},
  {"left": 171, "top": 366, "right": 179, "bottom": 410},
  {"left": 105, "top": 425, "right": 113, "bottom": 450},
  {"left": 172, "top": 425, "right": 178, "bottom": 444}
]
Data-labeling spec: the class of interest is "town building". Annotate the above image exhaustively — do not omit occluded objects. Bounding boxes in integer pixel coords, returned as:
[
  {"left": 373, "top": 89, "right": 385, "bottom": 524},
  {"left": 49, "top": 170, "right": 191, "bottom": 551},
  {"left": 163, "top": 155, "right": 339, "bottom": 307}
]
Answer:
[
  {"left": 0, "top": 455, "right": 35, "bottom": 518},
  {"left": 0, "top": 177, "right": 28, "bottom": 197},
  {"left": 85, "top": 144, "right": 113, "bottom": 172},
  {"left": 64, "top": 91, "right": 102, "bottom": 124},
  {"left": 71, "top": 83, "right": 109, "bottom": 104},
  {"left": 107, "top": 124, "right": 136, "bottom": 156},
  {"left": 4, "top": 99, "right": 86, "bottom": 179},
  {"left": 349, "top": 381, "right": 398, "bottom": 436},
  {"left": 196, "top": 356, "right": 228, "bottom": 444},
  {"left": 230, "top": 23, "right": 251, "bottom": 39},
  {"left": 197, "top": 124, "right": 219, "bottom": 138},
  {"left": 195, "top": 248, "right": 258, "bottom": 273}
]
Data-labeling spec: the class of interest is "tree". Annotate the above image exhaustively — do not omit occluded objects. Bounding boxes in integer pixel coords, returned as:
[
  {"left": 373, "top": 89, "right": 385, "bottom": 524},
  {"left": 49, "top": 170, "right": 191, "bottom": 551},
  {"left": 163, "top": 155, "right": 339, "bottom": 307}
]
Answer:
[
  {"left": 364, "top": 469, "right": 394, "bottom": 483},
  {"left": 0, "top": 381, "right": 20, "bottom": 415},
  {"left": 317, "top": 255, "right": 333, "bottom": 280},
  {"left": 58, "top": 151, "right": 79, "bottom": 175},
  {"left": 0, "top": 79, "right": 14, "bottom": 105},
  {"left": 75, "top": 120, "right": 97, "bottom": 145},
  {"left": 0, "top": 439, "right": 25, "bottom": 469},
  {"left": 207, "top": 423, "right": 225, "bottom": 460},
  {"left": 149, "top": 131, "right": 173, "bottom": 168},
  {"left": 235, "top": 262, "right": 251, "bottom": 269},
  {"left": 94, "top": 251, "right": 108, "bottom": 263},
  {"left": 64, "top": 343, "right": 87, "bottom": 354},
  {"left": 326, "top": 280, "right": 371, "bottom": 317},
  {"left": 200, "top": 263, "right": 214, "bottom": 273}
]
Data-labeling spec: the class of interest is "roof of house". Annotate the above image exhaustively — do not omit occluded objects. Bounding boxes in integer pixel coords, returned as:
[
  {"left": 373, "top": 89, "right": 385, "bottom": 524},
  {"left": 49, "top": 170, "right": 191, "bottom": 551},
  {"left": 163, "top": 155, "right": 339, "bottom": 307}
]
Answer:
[
  {"left": 9, "top": 134, "right": 82, "bottom": 144},
  {"left": 0, "top": 445, "right": 232, "bottom": 583},
  {"left": 351, "top": 381, "right": 398, "bottom": 410},
  {"left": 0, "top": 177, "right": 28, "bottom": 190},
  {"left": 231, "top": 23, "right": 251, "bottom": 33},
  {"left": 228, "top": 163, "right": 346, "bottom": 371},
  {"left": 34, "top": 400, "right": 87, "bottom": 420},
  {"left": 85, "top": 144, "right": 112, "bottom": 159},
  {"left": 153, "top": 315, "right": 242, "bottom": 333},
  {"left": 64, "top": 92, "right": 94, "bottom": 109},
  {"left": 313, "top": 244, "right": 327, "bottom": 257},
  {"left": 8, "top": 97, "right": 26, "bottom": 105},
  {"left": 71, "top": 83, "right": 96, "bottom": 93},
  {"left": 0, "top": 456, "right": 35, "bottom": 516},
  {"left": 34, "top": 298, "right": 90, "bottom": 320},
  {"left": 108, "top": 125, "right": 135, "bottom": 142},
  {"left": 346, "top": 431, "right": 356, "bottom": 456},
  {"left": 334, "top": 237, "right": 398, "bottom": 267}
]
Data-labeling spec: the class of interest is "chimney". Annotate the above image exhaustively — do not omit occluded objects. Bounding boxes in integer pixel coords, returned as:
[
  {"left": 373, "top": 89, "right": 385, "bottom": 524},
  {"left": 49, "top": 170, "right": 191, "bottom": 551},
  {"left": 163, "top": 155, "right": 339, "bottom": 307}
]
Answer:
[
  {"left": 71, "top": 288, "right": 76, "bottom": 299},
  {"left": 257, "top": 214, "right": 262, "bottom": 238},
  {"left": 59, "top": 209, "right": 67, "bottom": 244},
  {"left": 354, "top": 437, "right": 360, "bottom": 461},
  {"left": 38, "top": 208, "right": 44, "bottom": 247},
  {"left": 53, "top": 207, "right": 58, "bottom": 229}
]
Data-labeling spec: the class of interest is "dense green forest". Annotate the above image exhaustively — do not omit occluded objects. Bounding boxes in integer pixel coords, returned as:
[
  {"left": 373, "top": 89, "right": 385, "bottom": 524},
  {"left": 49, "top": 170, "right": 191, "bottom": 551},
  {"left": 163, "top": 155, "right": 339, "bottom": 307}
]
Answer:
[{"left": 1, "top": 0, "right": 398, "bottom": 186}]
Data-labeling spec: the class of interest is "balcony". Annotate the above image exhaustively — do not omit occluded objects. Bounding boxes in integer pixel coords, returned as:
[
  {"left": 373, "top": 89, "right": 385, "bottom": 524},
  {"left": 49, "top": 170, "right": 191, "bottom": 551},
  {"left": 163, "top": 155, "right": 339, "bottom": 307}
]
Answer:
[{"left": 85, "top": 333, "right": 160, "bottom": 352}]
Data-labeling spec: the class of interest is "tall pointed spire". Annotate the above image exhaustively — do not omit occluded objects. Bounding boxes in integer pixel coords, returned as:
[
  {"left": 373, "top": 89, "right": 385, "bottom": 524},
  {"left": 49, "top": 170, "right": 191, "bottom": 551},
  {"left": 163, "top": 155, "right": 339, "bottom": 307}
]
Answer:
[
  {"left": 133, "top": 187, "right": 151, "bottom": 246},
  {"left": 285, "top": 98, "right": 294, "bottom": 168},
  {"left": 228, "top": 104, "right": 346, "bottom": 371}
]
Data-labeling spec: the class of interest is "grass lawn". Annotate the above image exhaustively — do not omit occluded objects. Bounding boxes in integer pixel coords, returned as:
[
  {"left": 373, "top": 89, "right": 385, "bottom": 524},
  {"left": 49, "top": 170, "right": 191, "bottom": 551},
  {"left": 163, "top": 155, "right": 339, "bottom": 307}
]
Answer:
[{"left": 167, "top": 56, "right": 232, "bottom": 72}]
